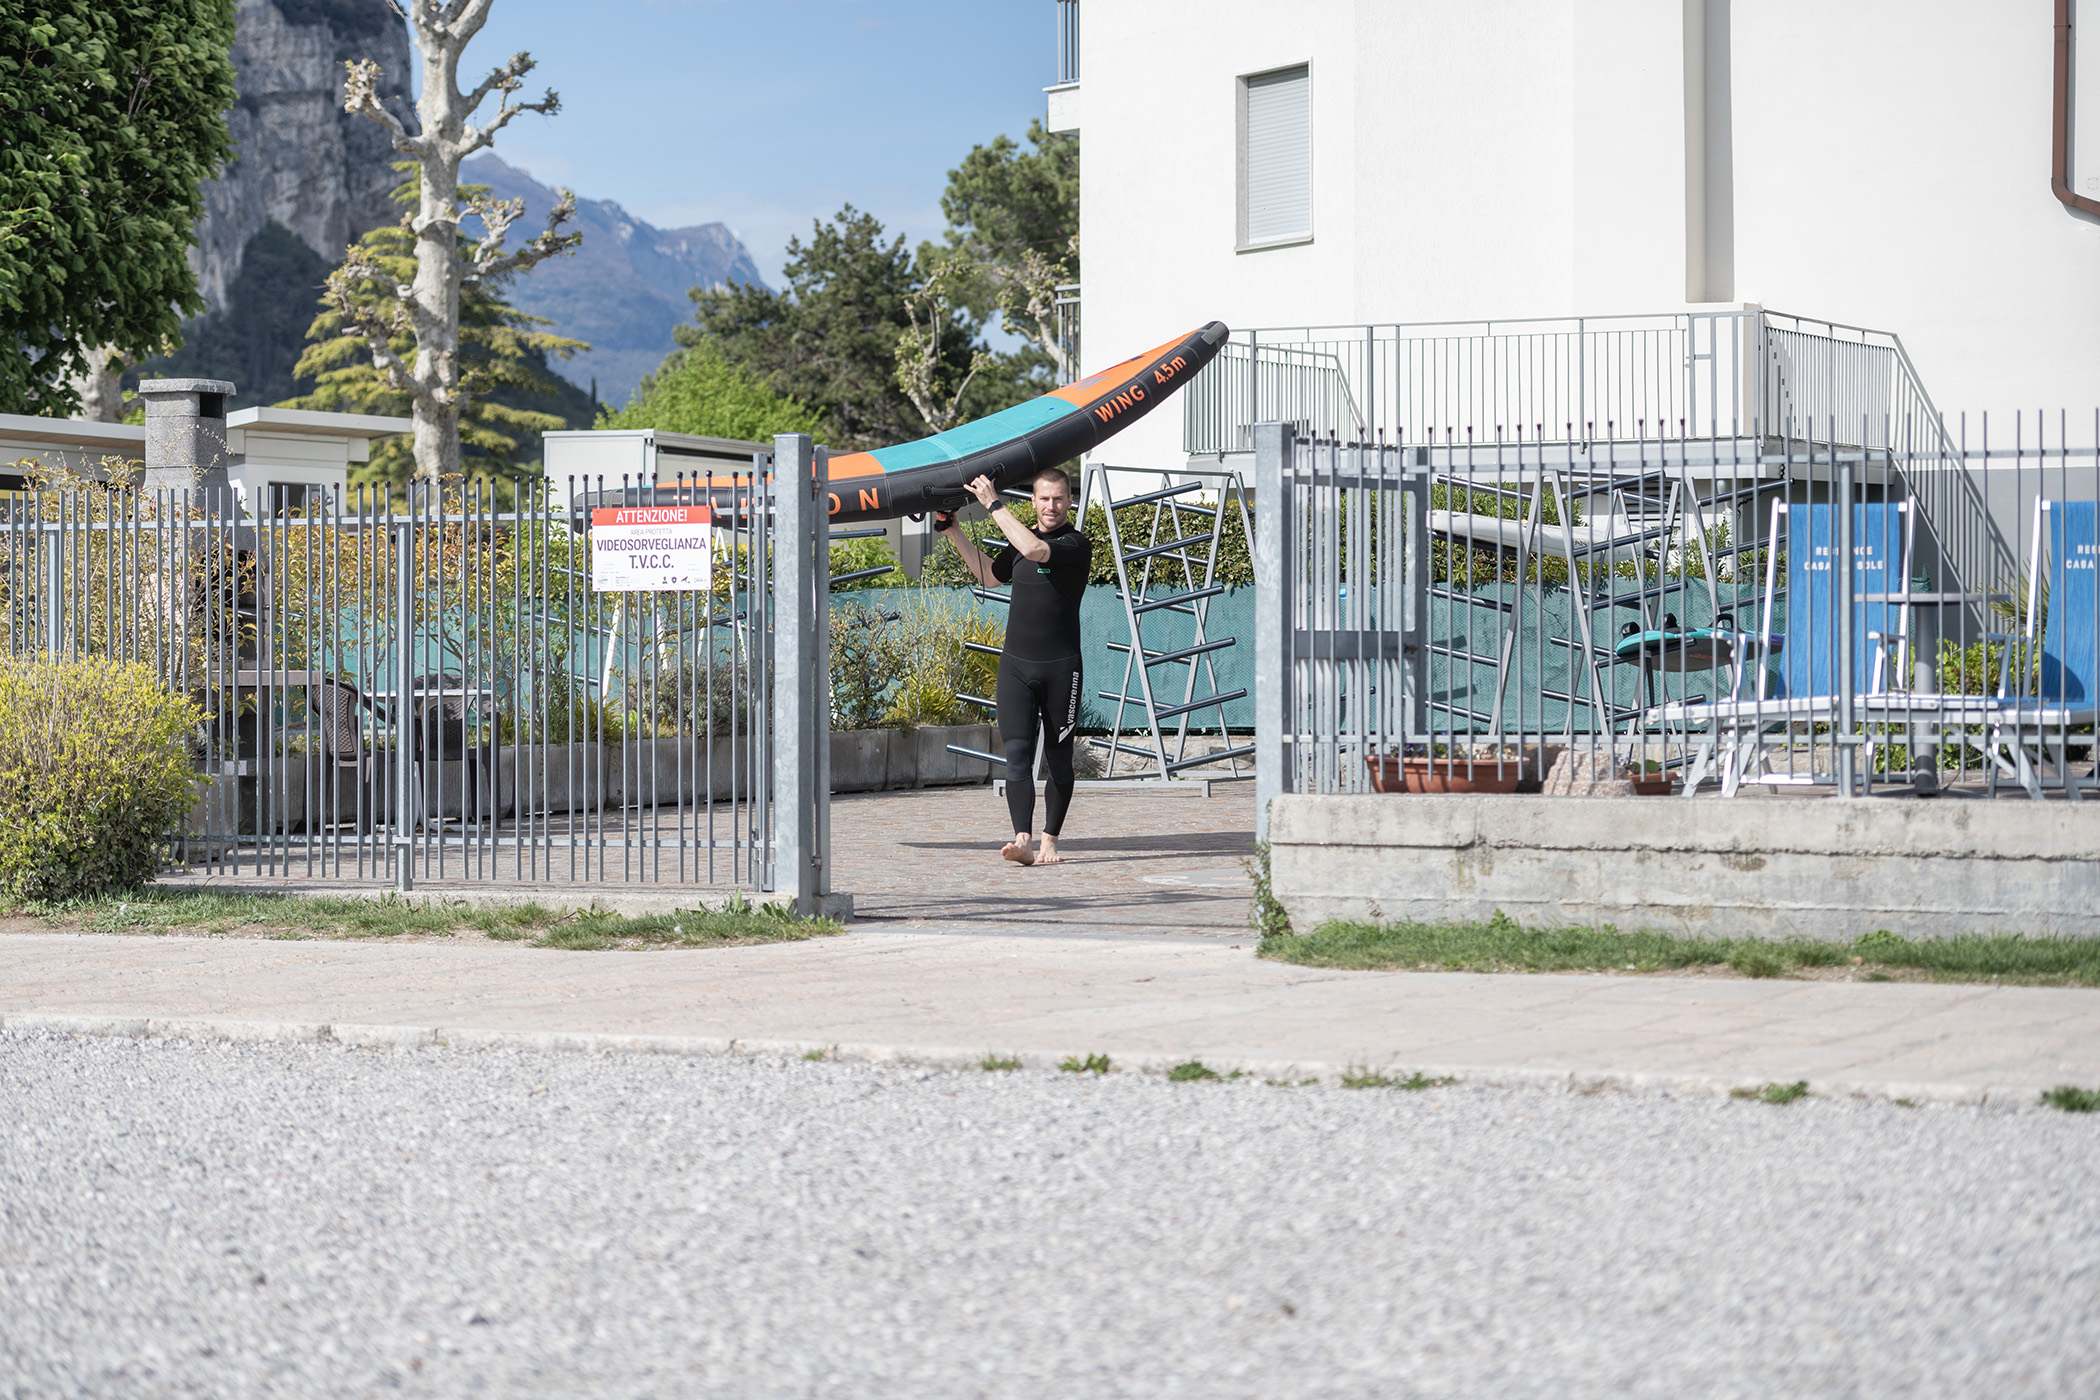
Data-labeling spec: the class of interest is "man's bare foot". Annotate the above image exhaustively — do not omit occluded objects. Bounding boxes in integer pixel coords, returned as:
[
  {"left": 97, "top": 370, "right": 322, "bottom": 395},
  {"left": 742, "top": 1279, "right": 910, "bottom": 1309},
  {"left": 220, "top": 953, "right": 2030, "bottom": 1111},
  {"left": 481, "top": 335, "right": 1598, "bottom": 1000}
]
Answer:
[
  {"left": 1037, "top": 835, "right": 1064, "bottom": 865},
  {"left": 1001, "top": 834, "right": 1035, "bottom": 865}
]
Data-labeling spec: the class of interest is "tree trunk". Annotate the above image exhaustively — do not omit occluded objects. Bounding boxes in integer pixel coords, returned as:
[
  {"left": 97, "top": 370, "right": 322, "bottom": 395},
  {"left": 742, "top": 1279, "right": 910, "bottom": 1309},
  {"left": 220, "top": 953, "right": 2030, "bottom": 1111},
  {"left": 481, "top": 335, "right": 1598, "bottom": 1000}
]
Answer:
[
  {"left": 342, "top": 8, "right": 576, "bottom": 484},
  {"left": 411, "top": 142, "right": 464, "bottom": 482},
  {"left": 65, "top": 348, "right": 128, "bottom": 423}
]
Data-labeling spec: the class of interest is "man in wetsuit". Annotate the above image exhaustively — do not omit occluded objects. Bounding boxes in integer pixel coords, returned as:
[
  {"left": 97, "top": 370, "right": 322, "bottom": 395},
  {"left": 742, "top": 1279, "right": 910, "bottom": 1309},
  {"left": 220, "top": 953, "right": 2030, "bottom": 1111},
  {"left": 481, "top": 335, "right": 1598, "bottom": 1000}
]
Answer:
[{"left": 934, "top": 466, "right": 1092, "bottom": 865}]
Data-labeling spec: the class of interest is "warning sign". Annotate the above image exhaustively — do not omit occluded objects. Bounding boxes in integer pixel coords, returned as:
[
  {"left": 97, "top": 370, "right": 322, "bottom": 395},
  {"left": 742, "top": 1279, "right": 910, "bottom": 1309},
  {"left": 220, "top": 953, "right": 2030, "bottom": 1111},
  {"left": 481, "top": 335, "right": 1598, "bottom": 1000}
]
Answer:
[{"left": 590, "top": 505, "right": 713, "bottom": 592}]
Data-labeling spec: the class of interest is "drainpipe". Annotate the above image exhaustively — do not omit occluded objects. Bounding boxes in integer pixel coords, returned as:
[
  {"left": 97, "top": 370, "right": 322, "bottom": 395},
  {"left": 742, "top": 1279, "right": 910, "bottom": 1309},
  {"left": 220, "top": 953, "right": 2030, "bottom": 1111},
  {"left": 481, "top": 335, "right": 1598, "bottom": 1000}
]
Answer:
[{"left": 2054, "top": 0, "right": 2100, "bottom": 216}]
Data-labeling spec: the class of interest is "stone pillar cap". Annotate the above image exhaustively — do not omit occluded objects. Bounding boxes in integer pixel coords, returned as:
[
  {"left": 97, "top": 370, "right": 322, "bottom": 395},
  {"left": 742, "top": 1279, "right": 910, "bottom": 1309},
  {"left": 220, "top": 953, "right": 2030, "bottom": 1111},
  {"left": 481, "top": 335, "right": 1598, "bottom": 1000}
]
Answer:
[{"left": 136, "top": 378, "right": 235, "bottom": 397}]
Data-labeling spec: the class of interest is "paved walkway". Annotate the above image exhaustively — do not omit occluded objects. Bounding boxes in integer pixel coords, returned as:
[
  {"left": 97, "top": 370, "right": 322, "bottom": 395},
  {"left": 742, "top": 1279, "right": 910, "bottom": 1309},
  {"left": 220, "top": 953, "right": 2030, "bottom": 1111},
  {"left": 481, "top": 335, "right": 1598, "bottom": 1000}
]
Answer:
[
  {"left": 12, "top": 784, "right": 2098, "bottom": 1104},
  {"left": 6, "top": 928, "right": 2096, "bottom": 1104}
]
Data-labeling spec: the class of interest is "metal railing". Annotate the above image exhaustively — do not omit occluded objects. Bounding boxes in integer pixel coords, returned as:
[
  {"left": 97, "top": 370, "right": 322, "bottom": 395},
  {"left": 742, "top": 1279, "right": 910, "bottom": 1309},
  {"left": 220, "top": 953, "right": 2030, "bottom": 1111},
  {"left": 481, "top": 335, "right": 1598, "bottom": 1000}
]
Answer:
[
  {"left": 1253, "top": 415, "right": 2100, "bottom": 834},
  {"left": 1054, "top": 282, "right": 1081, "bottom": 386},
  {"left": 1055, "top": 0, "right": 1079, "bottom": 85},
  {"left": 1193, "top": 312, "right": 1760, "bottom": 454},
  {"left": 1189, "top": 309, "right": 1955, "bottom": 453},
  {"left": 0, "top": 456, "right": 843, "bottom": 898}
]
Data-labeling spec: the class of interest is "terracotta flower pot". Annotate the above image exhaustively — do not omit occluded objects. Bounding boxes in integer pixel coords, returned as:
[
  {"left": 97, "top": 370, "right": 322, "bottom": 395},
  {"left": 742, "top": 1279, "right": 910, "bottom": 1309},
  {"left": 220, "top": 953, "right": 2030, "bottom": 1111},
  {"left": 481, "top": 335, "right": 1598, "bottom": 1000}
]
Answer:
[{"left": 1366, "top": 754, "right": 1524, "bottom": 794}]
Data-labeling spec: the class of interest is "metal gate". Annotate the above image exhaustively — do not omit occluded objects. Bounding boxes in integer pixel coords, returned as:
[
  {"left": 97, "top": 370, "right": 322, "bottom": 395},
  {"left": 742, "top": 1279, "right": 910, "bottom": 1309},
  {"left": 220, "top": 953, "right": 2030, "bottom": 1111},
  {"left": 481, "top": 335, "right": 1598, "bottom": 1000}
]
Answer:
[{"left": 1, "top": 436, "right": 835, "bottom": 897}]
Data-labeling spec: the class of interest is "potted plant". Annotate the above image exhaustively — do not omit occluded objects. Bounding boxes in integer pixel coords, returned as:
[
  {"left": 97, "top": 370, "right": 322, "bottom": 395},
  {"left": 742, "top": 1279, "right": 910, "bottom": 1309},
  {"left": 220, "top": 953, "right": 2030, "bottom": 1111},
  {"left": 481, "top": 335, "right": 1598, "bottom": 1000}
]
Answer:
[{"left": 1366, "top": 746, "right": 1524, "bottom": 794}]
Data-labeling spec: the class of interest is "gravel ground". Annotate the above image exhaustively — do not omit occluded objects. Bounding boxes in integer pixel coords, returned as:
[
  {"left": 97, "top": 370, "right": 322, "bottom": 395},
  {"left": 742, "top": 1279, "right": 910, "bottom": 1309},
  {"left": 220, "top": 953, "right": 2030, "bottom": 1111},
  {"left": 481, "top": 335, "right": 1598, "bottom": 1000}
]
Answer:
[{"left": 2, "top": 1031, "right": 2096, "bottom": 1399}]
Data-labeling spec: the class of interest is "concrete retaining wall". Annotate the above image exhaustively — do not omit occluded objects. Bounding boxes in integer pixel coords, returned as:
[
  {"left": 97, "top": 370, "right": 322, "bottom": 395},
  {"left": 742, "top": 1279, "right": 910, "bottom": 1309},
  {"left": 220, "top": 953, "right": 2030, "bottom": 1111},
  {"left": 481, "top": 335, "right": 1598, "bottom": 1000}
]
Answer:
[{"left": 1267, "top": 794, "right": 2100, "bottom": 939}]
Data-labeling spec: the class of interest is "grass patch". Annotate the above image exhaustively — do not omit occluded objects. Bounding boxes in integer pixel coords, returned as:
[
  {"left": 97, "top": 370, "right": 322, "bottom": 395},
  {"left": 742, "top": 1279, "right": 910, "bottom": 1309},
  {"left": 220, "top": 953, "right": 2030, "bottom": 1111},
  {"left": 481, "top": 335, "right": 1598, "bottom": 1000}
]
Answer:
[
  {"left": 1059, "top": 1053, "right": 1112, "bottom": 1075},
  {"left": 1342, "top": 1069, "right": 1454, "bottom": 1091},
  {"left": 1259, "top": 911, "right": 2100, "bottom": 987},
  {"left": 978, "top": 1055, "right": 1022, "bottom": 1072},
  {"left": 2040, "top": 1085, "right": 2100, "bottom": 1113},
  {"left": 1732, "top": 1081, "right": 1810, "bottom": 1105},
  {"left": 19, "top": 886, "right": 841, "bottom": 949},
  {"left": 1168, "top": 1060, "right": 1221, "bottom": 1082}
]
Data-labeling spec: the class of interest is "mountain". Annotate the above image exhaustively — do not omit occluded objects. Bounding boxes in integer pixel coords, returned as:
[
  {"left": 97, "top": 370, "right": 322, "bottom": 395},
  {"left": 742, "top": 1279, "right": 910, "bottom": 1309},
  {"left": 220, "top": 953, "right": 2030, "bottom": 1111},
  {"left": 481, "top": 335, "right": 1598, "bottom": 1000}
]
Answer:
[{"left": 460, "top": 154, "right": 768, "bottom": 409}]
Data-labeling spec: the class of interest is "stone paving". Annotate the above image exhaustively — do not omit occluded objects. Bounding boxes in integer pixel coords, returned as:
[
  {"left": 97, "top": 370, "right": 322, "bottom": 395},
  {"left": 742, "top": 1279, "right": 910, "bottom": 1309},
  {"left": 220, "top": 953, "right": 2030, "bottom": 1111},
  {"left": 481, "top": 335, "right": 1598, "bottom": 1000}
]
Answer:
[{"left": 831, "top": 783, "right": 1257, "bottom": 937}]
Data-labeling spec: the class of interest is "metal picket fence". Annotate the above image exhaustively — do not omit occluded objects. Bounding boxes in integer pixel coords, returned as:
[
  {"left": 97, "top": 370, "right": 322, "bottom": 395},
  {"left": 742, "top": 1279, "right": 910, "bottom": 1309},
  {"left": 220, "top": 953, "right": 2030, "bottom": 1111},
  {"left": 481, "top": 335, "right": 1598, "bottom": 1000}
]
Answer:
[
  {"left": 0, "top": 445, "right": 839, "bottom": 896},
  {"left": 1255, "top": 413, "right": 2100, "bottom": 833}
]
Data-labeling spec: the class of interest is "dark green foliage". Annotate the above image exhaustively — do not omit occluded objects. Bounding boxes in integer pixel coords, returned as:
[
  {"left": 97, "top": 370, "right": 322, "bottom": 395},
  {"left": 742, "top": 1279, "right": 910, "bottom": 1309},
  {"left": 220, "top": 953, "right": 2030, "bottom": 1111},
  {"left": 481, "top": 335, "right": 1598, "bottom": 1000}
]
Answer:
[
  {"left": 926, "top": 118, "right": 1078, "bottom": 393},
  {"left": 680, "top": 122, "right": 1080, "bottom": 454},
  {"left": 0, "top": 0, "right": 238, "bottom": 413},
  {"left": 932, "top": 118, "right": 1080, "bottom": 323},
  {"left": 143, "top": 222, "right": 330, "bottom": 409},
  {"left": 1168, "top": 1061, "right": 1222, "bottom": 1082},
  {"left": 2040, "top": 1085, "right": 2099, "bottom": 1112},
  {"left": 684, "top": 205, "right": 984, "bottom": 451}
]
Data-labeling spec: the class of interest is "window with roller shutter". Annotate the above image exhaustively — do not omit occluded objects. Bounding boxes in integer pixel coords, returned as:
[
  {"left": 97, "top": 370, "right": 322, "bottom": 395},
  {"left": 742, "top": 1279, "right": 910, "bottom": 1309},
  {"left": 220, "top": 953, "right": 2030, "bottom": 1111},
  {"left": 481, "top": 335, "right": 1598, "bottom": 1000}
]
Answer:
[{"left": 1237, "top": 64, "right": 1311, "bottom": 250}]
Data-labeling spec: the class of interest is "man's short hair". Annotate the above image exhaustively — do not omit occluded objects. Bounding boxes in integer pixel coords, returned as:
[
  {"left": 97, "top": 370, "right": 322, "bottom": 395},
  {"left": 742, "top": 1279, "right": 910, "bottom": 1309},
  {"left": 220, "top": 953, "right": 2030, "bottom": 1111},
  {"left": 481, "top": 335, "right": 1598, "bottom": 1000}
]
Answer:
[{"left": 1031, "top": 465, "right": 1074, "bottom": 495}]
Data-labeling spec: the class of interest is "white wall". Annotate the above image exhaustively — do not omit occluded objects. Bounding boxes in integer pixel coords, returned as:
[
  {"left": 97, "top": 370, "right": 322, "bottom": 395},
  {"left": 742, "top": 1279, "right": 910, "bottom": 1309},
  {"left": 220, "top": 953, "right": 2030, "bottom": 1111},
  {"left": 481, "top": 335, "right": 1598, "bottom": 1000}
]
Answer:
[
  {"left": 1076, "top": 0, "right": 2100, "bottom": 471},
  {"left": 1730, "top": 0, "right": 2100, "bottom": 421}
]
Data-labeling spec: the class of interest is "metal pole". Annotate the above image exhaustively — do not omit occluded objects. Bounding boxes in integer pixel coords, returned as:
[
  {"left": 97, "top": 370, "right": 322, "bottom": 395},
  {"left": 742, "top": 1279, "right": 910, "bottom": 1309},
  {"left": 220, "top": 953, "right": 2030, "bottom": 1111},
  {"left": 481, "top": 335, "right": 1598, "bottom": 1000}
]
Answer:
[
  {"left": 41, "top": 527, "right": 61, "bottom": 658},
  {"left": 813, "top": 446, "right": 833, "bottom": 902},
  {"left": 393, "top": 504, "right": 416, "bottom": 890},
  {"left": 1835, "top": 430, "right": 1857, "bottom": 797},
  {"left": 1253, "top": 421, "right": 1292, "bottom": 842},
  {"left": 770, "top": 433, "right": 819, "bottom": 914}
]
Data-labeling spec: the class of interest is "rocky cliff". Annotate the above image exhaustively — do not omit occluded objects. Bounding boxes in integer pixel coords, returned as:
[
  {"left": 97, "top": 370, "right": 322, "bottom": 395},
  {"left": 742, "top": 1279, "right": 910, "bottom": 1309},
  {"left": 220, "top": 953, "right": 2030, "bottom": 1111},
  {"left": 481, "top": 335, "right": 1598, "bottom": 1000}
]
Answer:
[{"left": 192, "top": 0, "right": 414, "bottom": 315}]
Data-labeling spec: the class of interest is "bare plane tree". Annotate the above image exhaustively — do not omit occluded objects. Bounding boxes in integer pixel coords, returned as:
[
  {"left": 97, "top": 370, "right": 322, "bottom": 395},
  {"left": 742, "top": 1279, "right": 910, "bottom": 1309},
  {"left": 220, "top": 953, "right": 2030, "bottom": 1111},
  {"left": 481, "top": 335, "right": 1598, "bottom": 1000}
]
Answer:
[
  {"left": 335, "top": 0, "right": 581, "bottom": 482},
  {"left": 895, "top": 262, "right": 992, "bottom": 434}
]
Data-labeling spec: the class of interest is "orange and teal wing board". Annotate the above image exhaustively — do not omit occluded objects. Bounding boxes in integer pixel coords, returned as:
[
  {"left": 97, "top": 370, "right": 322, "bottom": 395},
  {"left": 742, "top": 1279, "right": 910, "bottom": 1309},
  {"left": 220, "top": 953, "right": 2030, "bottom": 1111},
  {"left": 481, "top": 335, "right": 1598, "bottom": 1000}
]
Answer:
[{"left": 567, "top": 321, "right": 1228, "bottom": 529}]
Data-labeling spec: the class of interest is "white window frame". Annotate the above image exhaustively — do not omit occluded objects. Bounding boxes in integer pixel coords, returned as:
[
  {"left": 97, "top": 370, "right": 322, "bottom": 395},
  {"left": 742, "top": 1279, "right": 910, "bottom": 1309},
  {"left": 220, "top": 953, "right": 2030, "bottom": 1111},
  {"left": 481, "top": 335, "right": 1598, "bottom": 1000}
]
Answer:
[{"left": 1236, "top": 62, "right": 1314, "bottom": 252}]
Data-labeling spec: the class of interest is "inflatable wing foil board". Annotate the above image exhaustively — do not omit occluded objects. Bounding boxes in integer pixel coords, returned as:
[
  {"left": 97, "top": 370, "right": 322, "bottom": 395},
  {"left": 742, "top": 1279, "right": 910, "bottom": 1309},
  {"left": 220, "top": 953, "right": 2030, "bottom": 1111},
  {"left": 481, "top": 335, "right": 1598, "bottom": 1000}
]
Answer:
[{"left": 568, "top": 320, "right": 1229, "bottom": 530}]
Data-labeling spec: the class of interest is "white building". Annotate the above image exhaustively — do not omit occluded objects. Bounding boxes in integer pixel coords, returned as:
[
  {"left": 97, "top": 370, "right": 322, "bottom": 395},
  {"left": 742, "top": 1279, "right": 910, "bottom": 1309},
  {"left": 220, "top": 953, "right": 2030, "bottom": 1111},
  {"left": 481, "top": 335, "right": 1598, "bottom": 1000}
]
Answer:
[
  {"left": 1055, "top": 0, "right": 2100, "bottom": 471},
  {"left": 0, "top": 406, "right": 411, "bottom": 513}
]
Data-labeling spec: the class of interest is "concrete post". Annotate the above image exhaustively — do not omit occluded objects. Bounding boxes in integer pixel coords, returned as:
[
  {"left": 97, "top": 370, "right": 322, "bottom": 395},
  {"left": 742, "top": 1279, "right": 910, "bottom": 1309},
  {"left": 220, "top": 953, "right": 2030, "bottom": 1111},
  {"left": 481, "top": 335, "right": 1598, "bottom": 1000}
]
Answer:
[
  {"left": 1254, "top": 421, "right": 1292, "bottom": 843},
  {"left": 137, "top": 378, "right": 234, "bottom": 498},
  {"left": 771, "top": 434, "right": 821, "bottom": 914}
]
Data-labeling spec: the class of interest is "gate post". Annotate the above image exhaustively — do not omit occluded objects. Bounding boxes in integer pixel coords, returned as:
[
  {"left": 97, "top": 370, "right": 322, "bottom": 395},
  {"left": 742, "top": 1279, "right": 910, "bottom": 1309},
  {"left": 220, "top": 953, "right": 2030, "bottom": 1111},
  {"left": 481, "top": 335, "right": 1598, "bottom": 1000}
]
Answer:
[
  {"left": 771, "top": 434, "right": 822, "bottom": 914},
  {"left": 1254, "top": 421, "right": 1292, "bottom": 843}
]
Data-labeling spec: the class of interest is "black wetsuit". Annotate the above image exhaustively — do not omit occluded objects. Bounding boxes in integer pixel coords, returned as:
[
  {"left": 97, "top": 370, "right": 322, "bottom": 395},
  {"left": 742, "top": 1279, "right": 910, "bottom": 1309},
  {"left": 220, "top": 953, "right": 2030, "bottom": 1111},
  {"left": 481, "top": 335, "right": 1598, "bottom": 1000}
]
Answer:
[{"left": 991, "top": 519, "right": 1092, "bottom": 837}]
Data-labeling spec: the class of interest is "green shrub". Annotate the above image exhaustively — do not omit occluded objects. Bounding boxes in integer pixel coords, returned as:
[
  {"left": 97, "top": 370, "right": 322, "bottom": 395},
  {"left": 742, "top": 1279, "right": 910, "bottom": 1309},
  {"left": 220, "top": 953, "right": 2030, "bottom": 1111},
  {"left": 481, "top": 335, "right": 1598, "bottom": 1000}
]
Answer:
[
  {"left": 599, "top": 345, "right": 830, "bottom": 442},
  {"left": 825, "top": 589, "right": 1003, "bottom": 730},
  {"left": 0, "top": 660, "right": 202, "bottom": 902}
]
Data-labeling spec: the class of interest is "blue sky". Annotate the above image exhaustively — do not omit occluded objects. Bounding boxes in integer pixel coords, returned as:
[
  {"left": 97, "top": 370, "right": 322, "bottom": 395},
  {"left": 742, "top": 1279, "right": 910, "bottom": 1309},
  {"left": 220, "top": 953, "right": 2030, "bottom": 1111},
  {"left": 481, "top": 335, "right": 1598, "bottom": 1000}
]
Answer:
[{"left": 449, "top": 0, "right": 1058, "bottom": 288}]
